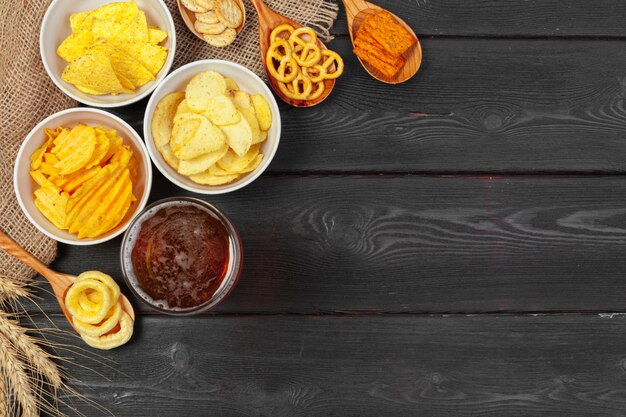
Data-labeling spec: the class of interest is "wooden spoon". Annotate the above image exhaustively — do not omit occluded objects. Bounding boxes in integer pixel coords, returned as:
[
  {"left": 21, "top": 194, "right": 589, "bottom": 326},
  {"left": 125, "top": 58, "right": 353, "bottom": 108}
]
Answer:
[
  {"left": 342, "top": 0, "right": 422, "bottom": 84},
  {"left": 177, "top": 0, "right": 246, "bottom": 41},
  {"left": 249, "top": 0, "right": 336, "bottom": 107},
  {"left": 0, "top": 230, "right": 135, "bottom": 332}
]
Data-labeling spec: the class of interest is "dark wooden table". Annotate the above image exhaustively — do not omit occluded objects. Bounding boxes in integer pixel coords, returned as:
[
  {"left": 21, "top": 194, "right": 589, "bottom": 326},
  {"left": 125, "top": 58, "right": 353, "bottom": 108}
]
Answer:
[{"left": 33, "top": 1, "right": 626, "bottom": 415}]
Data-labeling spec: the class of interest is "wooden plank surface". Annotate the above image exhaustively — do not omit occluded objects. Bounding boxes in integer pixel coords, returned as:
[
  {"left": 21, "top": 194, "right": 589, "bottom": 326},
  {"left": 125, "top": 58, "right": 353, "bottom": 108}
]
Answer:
[
  {"left": 46, "top": 314, "right": 626, "bottom": 417},
  {"left": 20, "top": 174, "right": 626, "bottom": 315},
  {"left": 329, "top": 0, "right": 626, "bottom": 37},
  {"left": 114, "top": 37, "right": 626, "bottom": 173}
]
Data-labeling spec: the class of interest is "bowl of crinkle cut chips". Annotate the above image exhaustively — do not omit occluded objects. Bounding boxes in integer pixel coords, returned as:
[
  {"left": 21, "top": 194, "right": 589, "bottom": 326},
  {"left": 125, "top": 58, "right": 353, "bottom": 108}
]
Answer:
[{"left": 40, "top": 0, "right": 175, "bottom": 107}]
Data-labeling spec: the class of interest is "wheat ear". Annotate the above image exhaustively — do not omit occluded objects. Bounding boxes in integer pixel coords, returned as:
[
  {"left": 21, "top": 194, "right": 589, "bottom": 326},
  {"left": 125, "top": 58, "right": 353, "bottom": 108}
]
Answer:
[
  {"left": 0, "top": 312, "right": 63, "bottom": 389},
  {"left": 0, "top": 330, "right": 39, "bottom": 417}
]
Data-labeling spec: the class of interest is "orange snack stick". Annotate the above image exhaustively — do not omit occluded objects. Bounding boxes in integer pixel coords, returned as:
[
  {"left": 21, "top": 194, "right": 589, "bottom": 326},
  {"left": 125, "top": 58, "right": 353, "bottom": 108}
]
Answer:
[{"left": 360, "top": 11, "right": 416, "bottom": 57}]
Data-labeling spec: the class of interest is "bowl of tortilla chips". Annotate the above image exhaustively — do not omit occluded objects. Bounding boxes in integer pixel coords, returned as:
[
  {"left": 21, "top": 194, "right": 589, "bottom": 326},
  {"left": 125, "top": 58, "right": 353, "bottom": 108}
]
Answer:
[{"left": 40, "top": 0, "right": 175, "bottom": 108}]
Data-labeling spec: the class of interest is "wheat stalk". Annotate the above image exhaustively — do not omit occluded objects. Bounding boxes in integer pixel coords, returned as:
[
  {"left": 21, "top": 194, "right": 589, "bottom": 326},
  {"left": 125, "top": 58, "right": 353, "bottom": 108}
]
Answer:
[
  {"left": 0, "top": 330, "right": 39, "bottom": 417},
  {"left": 0, "top": 313, "right": 63, "bottom": 389},
  {"left": 0, "top": 372, "right": 7, "bottom": 417},
  {"left": 0, "top": 277, "right": 30, "bottom": 304}
]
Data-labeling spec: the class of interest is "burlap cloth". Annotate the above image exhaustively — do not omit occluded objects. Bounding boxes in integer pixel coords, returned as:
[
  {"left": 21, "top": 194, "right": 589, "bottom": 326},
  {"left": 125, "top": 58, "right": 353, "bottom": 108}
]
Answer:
[{"left": 0, "top": 0, "right": 337, "bottom": 282}]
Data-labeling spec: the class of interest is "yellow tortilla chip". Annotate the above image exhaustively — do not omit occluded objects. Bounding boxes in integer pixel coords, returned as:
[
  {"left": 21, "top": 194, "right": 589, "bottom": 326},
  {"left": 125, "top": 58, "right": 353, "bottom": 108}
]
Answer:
[
  {"left": 87, "top": 42, "right": 154, "bottom": 88},
  {"left": 57, "top": 30, "right": 94, "bottom": 62},
  {"left": 92, "top": 10, "right": 149, "bottom": 43},
  {"left": 62, "top": 54, "right": 127, "bottom": 95},
  {"left": 70, "top": 11, "right": 95, "bottom": 33},
  {"left": 90, "top": 1, "right": 139, "bottom": 23},
  {"left": 111, "top": 41, "right": 167, "bottom": 76},
  {"left": 148, "top": 27, "right": 167, "bottom": 44}
]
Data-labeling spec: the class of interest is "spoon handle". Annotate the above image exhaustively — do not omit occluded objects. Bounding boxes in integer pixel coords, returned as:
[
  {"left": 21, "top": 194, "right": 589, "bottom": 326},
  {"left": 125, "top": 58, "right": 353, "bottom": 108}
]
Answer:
[
  {"left": 0, "top": 229, "right": 55, "bottom": 278},
  {"left": 248, "top": 0, "right": 267, "bottom": 16}
]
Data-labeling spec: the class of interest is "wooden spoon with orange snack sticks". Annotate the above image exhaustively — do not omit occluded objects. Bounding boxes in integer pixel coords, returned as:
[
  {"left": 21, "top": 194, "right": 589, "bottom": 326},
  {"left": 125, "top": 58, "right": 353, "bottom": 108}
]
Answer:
[
  {"left": 249, "top": 0, "right": 338, "bottom": 107},
  {"left": 342, "top": 0, "right": 422, "bottom": 84}
]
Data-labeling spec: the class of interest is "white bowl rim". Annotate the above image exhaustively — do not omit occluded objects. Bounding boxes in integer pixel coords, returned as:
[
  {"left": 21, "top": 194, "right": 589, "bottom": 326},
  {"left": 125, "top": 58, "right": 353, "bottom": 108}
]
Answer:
[
  {"left": 14, "top": 107, "right": 153, "bottom": 246},
  {"left": 143, "top": 59, "right": 282, "bottom": 195},
  {"left": 39, "top": 0, "right": 177, "bottom": 108}
]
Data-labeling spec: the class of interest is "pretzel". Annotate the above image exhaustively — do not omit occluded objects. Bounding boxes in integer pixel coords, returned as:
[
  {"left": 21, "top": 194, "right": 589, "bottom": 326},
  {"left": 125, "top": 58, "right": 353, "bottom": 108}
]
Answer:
[
  {"left": 318, "top": 50, "right": 344, "bottom": 79},
  {"left": 278, "top": 73, "right": 313, "bottom": 101},
  {"left": 266, "top": 39, "right": 299, "bottom": 83},
  {"left": 302, "top": 65, "right": 326, "bottom": 83},
  {"left": 288, "top": 28, "right": 321, "bottom": 67},
  {"left": 307, "top": 81, "right": 326, "bottom": 101},
  {"left": 270, "top": 24, "right": 295, "bottom": 44}
]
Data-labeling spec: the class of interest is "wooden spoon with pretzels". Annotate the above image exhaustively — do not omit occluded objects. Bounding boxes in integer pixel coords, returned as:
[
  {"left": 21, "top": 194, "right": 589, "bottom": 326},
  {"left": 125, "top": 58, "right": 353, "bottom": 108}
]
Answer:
[{"left": 249, "top": 0, "right": 338, "bottom": 107}]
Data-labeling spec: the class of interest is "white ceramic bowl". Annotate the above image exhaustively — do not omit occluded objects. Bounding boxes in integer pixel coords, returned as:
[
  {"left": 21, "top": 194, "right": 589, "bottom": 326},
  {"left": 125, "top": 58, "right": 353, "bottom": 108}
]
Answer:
[
  {"left": 40, "top": 0, "right": 176, "bottom": 108},
  {"left": 14, "top": 108, "right": 153, "bottom": 245},
  {"left": 144, "top": 60, "right": 282, "bottom": 194}
]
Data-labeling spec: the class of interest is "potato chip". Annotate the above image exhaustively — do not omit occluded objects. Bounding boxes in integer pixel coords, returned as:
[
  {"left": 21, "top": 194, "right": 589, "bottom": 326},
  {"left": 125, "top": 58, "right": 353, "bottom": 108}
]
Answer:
[
  {"left": 177, "top": 144, "right": 228, "bottom": 176},
  {"left": 53, "top": 126, "right": 97, "bottom": 176},
  {"left": 174, "top": 119, "right": 226, "bottom": 160},
  {"left": 78, "top": 169, "right": 130, "bottom": 238},
  {"left": 224, "top": 77, "right": 239, "bottom": 91},
  {"left": 34, "top": 187, "right": 69, "bottom": 229},
  {"left": 66, "top": 163, "right": 116, "bottom": 213},
  {"left": 70, "top": 167, "right": 123, "bottom": 236},
  {"left": 39, "top": 157, "right": 61, "bottom": 177},
  {"left": 185, "top": 70, "right": 227, "bottom": 112},
  {"left": 102, "top": 129, "right": 123, "bottom": 163},
  {"left": 217, "top": 144, "right": 260, "bottom": 173},
  {"left": 189, "top": 171, "right": 239, "bottom": 185},
  {"left": 219, "top": 111, "right": 252, "bottom": 156},
  {"left": 229, "top": 90, "right": 251, "bottom": 109},
  {"left": 171, "top": 115, "right": 202, "bottom": 153},
  {"left": 31, "top": 171, "right": 59, "bottom": 191},
  {"left": 251, "top": 94, "right": 272, "bottom": 131},
  {"left": 57, "top": 30, "right": 94, "bottom": 62},
  {"left": 238, "top": 105, "right": 262, "bottom": 144},
  {"left": 62, "top": 54, "right": 127, "bottom": 95},
  {"left": 92, "top": 180, "right": 134, "bottom": 237},
  {"left": 62, "top": 166, "right": 101, "bottom": 194},
  {"left": 204, "top": 95, "right": 240, "bottom": 125},
  {"left": 84, "top": 128, "right": 110, "bottom": 169},
  {"left": 152, "top": 92, "right": 185, "bottom": 149},
  {"left": 152, "top": 92, "right": 185, "bottom": 169}
]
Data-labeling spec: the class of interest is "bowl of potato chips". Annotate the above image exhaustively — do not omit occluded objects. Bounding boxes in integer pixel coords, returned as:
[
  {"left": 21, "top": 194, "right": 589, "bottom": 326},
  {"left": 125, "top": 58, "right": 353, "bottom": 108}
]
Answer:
[
  {"left": 144, "top": 60, "right": 281, "bottom": 194},
  {"left": 40, "top": 0, "right": 175, "bottom": 108},
  {"left": 14, "top": 108, "right": 152, "bottom": 245}
]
